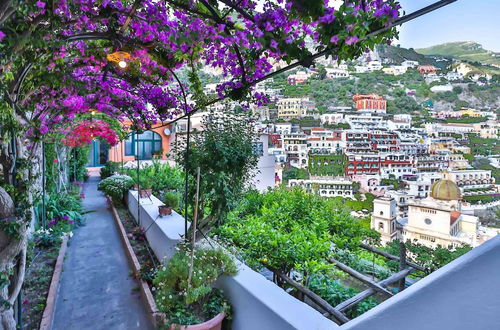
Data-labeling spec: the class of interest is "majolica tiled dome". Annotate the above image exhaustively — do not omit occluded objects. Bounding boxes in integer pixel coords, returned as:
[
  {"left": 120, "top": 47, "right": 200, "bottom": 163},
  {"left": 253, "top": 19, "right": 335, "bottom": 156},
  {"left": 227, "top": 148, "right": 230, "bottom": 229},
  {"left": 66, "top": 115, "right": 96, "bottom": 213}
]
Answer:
[{"left": 430, "top": 179, "right": 461, "bottom": 201}]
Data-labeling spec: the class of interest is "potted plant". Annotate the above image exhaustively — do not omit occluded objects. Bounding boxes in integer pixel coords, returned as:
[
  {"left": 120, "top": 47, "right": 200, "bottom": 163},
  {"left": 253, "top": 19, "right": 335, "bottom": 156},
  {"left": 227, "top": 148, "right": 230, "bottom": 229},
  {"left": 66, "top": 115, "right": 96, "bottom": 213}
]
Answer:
[
  {"left": 159, "top": 191, "right": 180, "bottom": 217},
  {"left": 138, "top": 177, "right": 153, "bottom": 198},
  {"left": 153, "top": 148, "right": 164, "bottom": 159},
  {"left": 153, "top": 247, "right": 238, "bottom": 330}
]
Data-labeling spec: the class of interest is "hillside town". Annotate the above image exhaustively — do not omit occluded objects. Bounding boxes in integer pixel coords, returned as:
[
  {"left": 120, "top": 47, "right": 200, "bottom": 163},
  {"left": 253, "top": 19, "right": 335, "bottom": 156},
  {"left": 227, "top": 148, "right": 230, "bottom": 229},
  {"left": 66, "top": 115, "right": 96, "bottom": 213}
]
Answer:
[{"left": 234, "top": 48, "right": 499, "bottom": 250}]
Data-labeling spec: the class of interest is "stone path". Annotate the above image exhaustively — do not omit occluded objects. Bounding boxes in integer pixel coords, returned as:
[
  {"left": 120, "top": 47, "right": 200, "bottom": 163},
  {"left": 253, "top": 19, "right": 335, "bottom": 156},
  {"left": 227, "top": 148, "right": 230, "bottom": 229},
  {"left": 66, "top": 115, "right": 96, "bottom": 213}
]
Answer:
[{"left": 52, "top": 175, "right": 153, "bottom": 330}]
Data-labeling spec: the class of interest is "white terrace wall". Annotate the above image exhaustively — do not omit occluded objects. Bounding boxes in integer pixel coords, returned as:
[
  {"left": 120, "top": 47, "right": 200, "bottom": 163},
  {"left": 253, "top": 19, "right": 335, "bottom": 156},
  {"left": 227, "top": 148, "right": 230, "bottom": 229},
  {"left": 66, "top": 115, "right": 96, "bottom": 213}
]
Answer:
[
  {"left": 127, "top": 190, "right": 337, "bottom": 330},
  {"left": 127, "top": 190, "right": 187, "bottom": 261}
]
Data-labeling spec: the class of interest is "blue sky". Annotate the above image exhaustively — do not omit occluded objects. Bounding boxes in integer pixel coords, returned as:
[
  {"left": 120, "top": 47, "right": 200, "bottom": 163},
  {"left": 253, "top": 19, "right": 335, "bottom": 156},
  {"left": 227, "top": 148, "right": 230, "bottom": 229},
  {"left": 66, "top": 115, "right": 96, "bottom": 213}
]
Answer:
[{"left": 396, "top": 0, "right": 500, "bottom": 51}]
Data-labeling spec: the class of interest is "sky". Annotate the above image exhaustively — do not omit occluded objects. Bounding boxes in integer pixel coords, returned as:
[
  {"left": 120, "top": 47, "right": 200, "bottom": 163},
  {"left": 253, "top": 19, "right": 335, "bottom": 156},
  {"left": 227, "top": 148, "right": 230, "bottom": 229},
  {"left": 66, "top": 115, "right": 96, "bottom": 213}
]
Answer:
[{"left": 396, "top": 0, "right": 500, "bottom": 51}]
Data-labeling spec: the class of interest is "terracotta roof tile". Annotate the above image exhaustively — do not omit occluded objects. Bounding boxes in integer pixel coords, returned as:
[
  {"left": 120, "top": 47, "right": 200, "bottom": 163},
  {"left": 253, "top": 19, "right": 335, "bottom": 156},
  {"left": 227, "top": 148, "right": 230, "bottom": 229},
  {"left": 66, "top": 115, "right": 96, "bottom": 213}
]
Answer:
[{"left": 450, "top": 210, "right": 461, "bottom": 226}]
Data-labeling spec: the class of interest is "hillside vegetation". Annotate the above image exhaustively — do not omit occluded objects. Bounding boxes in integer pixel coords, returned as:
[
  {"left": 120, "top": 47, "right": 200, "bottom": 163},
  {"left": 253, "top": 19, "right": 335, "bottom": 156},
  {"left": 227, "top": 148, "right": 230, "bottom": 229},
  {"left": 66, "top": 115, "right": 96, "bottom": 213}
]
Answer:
[
  {"left": 377, "top": 45, "right": 448, "bottom": 68},
  {"left": 416, "top": 41, "right": 500, "bottom": 68}
]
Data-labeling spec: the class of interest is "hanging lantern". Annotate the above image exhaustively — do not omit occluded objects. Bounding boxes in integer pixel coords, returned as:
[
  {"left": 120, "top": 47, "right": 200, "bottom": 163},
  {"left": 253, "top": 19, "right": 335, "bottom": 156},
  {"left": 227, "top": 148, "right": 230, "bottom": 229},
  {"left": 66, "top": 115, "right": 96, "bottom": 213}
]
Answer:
[{"left": 106, "top": 51, "right": 131, "bottom": 69}]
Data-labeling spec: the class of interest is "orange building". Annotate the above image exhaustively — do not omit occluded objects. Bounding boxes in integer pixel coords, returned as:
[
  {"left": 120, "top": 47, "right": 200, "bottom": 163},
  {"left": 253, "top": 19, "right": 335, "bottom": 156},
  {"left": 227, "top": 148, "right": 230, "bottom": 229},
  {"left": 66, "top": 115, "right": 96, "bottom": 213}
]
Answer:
[
  {"left": 417, "top": 65, "right": 437, "bottom": 75},
  {"left": 353, "top": 94, "right": 387, "bottom": 113},
  {"left": 88, "top": 122, "right": 173, "bottom": 167}
]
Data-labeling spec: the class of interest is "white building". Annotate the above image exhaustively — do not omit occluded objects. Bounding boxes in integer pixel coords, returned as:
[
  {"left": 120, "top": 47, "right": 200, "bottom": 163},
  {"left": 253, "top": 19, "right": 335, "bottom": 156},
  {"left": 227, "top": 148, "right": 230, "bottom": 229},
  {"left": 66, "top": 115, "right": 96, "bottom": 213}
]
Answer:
[
  {"left": 445, "top": 71, "right": 463, "bottom": 81},
  {"left": 282, "top": 133, "right": 308, "bottom": 169},
  {"left": 406, "top": 172, "right": 442, "bottom": 198},
  {"left": 402, "top": 180, "right": 480, "bottom": 248},
  {"left": 380, "top": 164, "right": 417, "bottom": 180},
  {"left": 275, "top": 123, "right": 292, "bottom": 135},
  {"left": 388, "top": 120, "right": 411, "bottom": 130},
  {"left": 268, "top": 147, "right": 286, "bottom": 164},
  {"left": 424, "top": 74, "right": 441, "bottom": 84},
  {"left": 430, "top": 84, "right": 453, "bottom": 93},
  {"left": 251, "top": 134, "right": 276, "bottom": 192},
  {"left": 288, "top": 176, "right": 354, "bottom": 199},
  {"left": 401, "top": 60, "right": 419, "bottom": 68},
  {"left": 367, "top": 60, "right": 383, "bottom": 72},
  {"left": 345, "top": 113, "right": 387, "bottom": 130},
  {"left": 443, "top": 169, "right": 495, "bottom": 189},
  {"left": 355, "top": 60, "right": 383, "bottom": 73},
  {"left": 325, "top": 64, "right": 350, "bottom": 79},
  {"left": 373, "top": 180, "right": 484, "bottom": 248},
  {"left": 320, "top": 113, "right": 345, "bottom": 125},
  {"left": 393, "top": 114, "right": 412, "bottom": 122}
]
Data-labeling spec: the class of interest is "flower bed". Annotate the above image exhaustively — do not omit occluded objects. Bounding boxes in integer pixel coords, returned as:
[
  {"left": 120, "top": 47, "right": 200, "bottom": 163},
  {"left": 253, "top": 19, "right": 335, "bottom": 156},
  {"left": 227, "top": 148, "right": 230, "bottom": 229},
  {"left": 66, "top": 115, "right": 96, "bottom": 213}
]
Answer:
[
  {"left": 111, "top": 198, "right": 238, "bottom": 329},
  {"left": 23, "top": 237, "right": 62, "bottom": 328},
  {"left": 23, "top": 190, "right": 85, "bottom": 328},
  {"left": 114, "top": 203, "right": 159, "bottom": 286}
]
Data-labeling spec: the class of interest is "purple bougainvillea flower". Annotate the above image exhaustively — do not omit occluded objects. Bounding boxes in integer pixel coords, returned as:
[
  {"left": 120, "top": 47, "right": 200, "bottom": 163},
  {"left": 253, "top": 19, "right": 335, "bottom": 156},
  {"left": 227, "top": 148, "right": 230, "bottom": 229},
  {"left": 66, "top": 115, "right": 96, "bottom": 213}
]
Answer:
[
  {"left": 0, "top": 31, "right": 5, "bottom": 42},
  {"left": 330, "top": 35, "right": 340, "bottom": 44},
  {"left": 36, "top": 1, "right": 46, "bottom": 9},
  {"left": 345, "top": 36, "right": 359, "bottom": 45}
]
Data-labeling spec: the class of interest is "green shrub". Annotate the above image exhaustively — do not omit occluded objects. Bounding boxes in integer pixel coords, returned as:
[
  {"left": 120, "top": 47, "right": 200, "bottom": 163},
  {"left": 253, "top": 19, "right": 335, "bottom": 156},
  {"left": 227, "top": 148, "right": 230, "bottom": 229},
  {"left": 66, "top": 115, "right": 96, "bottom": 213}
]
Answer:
[
  {"left": 100, "top": 161, "right": 120, "bottom": 179},
  {"left": 42, "top": 192, "right": 86, "bottom": 231},
  {"left": 217, "top": 188, "right": 374, "bottom": 279},
  {"left": 153, "top": 247, "right": 237, "bottom": 326},
  {"left": 162, "top": 191, "right": 180, "bottom": 209},
  {"left": 308, "top": 274, "right": 378, "bottom": 318},
  {"left": 124, "top": 161, "right": 184, "bottom": 196},
  {"left": 97, "top": 175, "right": 134, "bottom": 203}
]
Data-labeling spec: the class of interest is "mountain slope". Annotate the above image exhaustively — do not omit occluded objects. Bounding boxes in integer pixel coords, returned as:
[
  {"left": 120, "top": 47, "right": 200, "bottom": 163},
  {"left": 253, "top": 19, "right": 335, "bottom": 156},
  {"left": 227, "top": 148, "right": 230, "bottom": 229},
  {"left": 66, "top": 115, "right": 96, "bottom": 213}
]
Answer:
[
  {"left": 416, "top": 41, "right": 500, "bottom": 67},
  {"left": 375, "top": 45, "right": 449, "bottom": 68}
]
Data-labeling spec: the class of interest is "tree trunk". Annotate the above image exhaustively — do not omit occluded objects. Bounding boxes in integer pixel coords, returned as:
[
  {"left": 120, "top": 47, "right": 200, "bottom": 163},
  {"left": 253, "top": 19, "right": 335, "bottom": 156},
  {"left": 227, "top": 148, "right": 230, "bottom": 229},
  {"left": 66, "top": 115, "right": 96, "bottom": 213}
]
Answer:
[{"left": 0, "top": 187, "right": 27, "bottom": 330}]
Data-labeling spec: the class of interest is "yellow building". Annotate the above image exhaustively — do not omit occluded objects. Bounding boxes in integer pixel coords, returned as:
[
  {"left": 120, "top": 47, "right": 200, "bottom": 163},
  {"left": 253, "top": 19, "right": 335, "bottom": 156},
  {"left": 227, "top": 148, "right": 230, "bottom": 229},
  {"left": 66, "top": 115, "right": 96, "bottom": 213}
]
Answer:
[
  {"left": 459, "top": 108, "right": 481, "bottom": 117},
  {"left": 277, "top": 98, "right": 308, "bottom": 119}
]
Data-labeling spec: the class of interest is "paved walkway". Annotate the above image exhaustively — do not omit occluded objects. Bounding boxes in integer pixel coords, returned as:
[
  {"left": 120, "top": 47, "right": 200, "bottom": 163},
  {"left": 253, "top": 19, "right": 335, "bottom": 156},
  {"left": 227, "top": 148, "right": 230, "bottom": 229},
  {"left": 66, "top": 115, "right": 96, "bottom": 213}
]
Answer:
[{"left": 52, "top": 176, "right": 153, "bottom": 330}]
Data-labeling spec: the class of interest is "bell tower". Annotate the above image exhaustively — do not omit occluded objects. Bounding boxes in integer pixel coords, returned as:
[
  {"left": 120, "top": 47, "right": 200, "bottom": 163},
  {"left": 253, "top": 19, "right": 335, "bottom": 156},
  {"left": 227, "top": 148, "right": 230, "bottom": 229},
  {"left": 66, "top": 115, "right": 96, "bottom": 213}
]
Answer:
[{"left": 371, "top": 196, "right": 398, "bottom": 244}]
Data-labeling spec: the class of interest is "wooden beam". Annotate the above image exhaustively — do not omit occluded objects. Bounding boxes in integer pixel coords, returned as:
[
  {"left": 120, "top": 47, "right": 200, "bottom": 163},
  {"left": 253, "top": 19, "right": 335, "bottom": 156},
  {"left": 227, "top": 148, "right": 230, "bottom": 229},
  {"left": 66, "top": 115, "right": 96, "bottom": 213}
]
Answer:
[
  {"left": 336, "top": 267, "right": 415, "bottom": 312},
  {"left": 359, "top": 243, "right": 426, "bottom": 272},
  {"left": 271, "top": 268, "right": 350, "bottom": 325},
  {"left": 329, "top": 258, "right": 393, "bottom": 297}
]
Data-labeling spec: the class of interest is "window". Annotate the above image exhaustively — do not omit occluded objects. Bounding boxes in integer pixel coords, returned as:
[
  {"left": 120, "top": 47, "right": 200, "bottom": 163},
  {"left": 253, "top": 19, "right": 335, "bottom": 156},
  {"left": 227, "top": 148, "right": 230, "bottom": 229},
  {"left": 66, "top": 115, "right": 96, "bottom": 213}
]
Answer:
[
  {"left": 378, "top": 222, "right": 384, "bottom": 230},
  {"left": 124, "top": 131, "right": 162, "bottom": 160},
  {"left": 380, "top": 211, "right": 384, "bottom": 216},
  {"left": 425, "top": 218, "right": 432, "bottom": 225},
  {"left": 252, "top": 142, "right": 264, "bottom": 156}
]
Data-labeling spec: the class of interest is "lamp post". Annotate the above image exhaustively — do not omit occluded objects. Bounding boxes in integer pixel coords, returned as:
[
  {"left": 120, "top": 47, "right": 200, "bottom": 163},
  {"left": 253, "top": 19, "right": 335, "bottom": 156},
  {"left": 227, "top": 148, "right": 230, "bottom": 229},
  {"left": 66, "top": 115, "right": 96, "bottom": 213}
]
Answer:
[{"left": 183, "top": 114, "right": 191, "bottom": 241}]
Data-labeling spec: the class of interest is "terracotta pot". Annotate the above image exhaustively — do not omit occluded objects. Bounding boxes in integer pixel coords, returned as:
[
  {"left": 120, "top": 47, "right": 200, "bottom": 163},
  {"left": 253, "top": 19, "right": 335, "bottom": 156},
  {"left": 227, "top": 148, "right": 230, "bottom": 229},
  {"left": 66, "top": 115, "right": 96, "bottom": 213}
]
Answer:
[
  {"left": 139, "top": 189, "right": 152, "bottom": 198},
  {"left": 158, "top": 205, "right": 172, "bottom": 216},
  {"left": 169, "top": 313, "right": 225, "bottom": 330}
]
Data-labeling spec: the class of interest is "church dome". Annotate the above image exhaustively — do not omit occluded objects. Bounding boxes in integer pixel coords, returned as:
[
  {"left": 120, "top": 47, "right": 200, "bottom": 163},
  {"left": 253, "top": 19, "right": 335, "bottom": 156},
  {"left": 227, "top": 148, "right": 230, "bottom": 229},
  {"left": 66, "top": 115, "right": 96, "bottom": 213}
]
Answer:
[{"left": 430, "top": 179, "right": 461, "bottom": 201}]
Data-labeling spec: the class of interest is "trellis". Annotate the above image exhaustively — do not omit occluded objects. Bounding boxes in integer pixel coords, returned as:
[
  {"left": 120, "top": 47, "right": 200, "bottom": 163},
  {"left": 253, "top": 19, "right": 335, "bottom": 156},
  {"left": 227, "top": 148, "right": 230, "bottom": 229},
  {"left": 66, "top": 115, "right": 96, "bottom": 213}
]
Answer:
[
  {"left": 1, "top": 0, "right": 458, "bottom": 328},
  {"left": 273, "top": 243, "right": 426, "bottom": 325}
]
